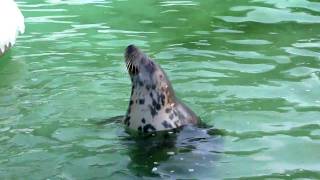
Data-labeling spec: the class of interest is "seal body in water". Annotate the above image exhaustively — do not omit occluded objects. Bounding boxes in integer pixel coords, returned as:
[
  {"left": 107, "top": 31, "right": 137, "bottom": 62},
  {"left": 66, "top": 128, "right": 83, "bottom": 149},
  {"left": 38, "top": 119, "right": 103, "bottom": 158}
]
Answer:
[{"left": 123, "top": 45, "right": 199, "bottom": 133}]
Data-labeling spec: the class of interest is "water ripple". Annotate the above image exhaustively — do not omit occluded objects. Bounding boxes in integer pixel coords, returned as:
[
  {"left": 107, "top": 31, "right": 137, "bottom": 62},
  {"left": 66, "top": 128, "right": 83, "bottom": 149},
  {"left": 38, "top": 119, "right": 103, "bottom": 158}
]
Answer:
[{"left": 217, "top": 6, "right": 320, "bottom": 23}]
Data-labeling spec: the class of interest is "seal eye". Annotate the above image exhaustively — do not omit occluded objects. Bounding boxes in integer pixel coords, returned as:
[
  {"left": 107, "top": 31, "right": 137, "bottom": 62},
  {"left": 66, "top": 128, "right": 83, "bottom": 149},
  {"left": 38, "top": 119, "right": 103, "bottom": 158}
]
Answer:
[{"left": 145, "top": 60, "right": 155, "bottom": 73}]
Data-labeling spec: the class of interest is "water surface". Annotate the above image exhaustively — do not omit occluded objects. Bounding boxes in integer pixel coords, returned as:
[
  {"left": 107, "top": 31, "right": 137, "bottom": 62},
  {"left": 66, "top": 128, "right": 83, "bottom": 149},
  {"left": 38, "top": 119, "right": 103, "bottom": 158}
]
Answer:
[{"left": 1, "top": 0, "right": 320, "bottom": 179}]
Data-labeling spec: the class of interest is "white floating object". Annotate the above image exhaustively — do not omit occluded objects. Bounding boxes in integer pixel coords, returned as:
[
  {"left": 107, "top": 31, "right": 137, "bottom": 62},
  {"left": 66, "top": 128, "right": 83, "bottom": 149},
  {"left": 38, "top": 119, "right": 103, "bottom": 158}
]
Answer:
[{"left": 0, "top": 0, "right": 25, "bottom": 55}]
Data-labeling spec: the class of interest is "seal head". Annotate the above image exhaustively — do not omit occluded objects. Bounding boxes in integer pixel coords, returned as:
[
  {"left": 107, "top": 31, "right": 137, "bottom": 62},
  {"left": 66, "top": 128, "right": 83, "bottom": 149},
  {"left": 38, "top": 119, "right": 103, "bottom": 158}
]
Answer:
[{"left": 124, "top": 45, "right": 199, "bottom": 133}]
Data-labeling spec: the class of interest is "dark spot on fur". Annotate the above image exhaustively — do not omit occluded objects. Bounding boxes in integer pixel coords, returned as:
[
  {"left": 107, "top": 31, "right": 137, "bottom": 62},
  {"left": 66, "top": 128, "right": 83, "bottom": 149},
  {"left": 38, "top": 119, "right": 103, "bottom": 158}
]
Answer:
[
  {"left": 149, "top": 105, "right": 157, "bottom": 117},
  {"left": 162, "top": 120, "right": 173, "bottom": 129},
  {"left": 135, "top": 100, "right": 138, "bottom": 103},
  {"left": 149, "top": 92, "right": 153, "bottom": 98},
  {"left": 152, "top": 84, "right": 156, "bottom": 89},
  {"left": 143, "top": 124, "right": 156, "bottom": 133},
  {"left": 156, "top": 103, "right": 161, "bottom": 110},
  {"left": 169, "top": 113, "right": 174, "bottom": 120},
  {"left": 146, "top": 85, "right": 151, "bottom": 90},
  {"left": 165, "top": 108, "right": 172, "bottom": 113},
  {"left": 160, "top": 94, "right": 165, "bottom": 106},
  {"left": 139, "top": 99, "right": 145, "bottom": 104},
  {"left": 152, "top": 99, "right": 161, "bottom": 111},
  {"left": 141, "top": 118, "right": 146, "bottom": 124},
  {"left": 138, "top": 126, "right": 142, "bottom": 132},
  {"left": 152, "top": 99, "right": 157, "bottom": 107},
  {"left": 157, "top": 92, "right": 161, "bottom": 103},
  {"left": 139, "top": 80, "right": 144, "bottom": 86}
]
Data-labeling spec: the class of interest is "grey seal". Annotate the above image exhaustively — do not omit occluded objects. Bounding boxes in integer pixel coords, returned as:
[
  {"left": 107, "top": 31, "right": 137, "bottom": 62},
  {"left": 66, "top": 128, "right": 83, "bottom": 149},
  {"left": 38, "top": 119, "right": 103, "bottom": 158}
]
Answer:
[{"left": 123, "top": 45, "right": 200, "bottom": 133}]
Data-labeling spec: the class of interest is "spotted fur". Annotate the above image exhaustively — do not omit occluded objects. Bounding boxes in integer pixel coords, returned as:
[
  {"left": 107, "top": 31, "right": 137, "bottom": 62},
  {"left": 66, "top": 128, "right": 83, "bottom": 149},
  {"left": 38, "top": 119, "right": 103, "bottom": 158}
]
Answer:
[{"left": 123, "top": 45, "right": 199, "bottom": 133}]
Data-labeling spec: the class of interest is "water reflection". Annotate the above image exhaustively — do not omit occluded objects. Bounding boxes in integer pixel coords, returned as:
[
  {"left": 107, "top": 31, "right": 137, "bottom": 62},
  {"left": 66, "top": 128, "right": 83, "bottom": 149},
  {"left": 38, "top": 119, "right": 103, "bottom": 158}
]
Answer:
[{"left": 122, "top": 125, "right": 224, "bottom": 178}]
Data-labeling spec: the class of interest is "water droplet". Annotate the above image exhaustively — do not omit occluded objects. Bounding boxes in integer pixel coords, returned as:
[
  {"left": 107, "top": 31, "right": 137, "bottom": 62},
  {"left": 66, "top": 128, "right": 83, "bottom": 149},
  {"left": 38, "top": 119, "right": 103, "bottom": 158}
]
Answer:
[
  {"left": 188, "top": 169, "right": 194, "bottom": 172},
  {"left": 152, "top": 167, "right": 157, "bottom": 172}
]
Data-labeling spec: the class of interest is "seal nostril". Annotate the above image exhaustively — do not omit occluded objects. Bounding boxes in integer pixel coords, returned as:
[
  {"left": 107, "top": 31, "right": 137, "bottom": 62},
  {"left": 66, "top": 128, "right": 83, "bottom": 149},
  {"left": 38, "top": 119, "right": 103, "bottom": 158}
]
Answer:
[{"left": 126, "top": 44, "right": 136, "bottom": 55}]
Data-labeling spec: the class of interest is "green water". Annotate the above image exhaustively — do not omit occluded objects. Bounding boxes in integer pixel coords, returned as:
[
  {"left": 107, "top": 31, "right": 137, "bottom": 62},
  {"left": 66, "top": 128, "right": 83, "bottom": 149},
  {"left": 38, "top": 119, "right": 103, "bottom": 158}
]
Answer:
[{"left": 1, "top": 0, "right": 320, "bottom": 179}]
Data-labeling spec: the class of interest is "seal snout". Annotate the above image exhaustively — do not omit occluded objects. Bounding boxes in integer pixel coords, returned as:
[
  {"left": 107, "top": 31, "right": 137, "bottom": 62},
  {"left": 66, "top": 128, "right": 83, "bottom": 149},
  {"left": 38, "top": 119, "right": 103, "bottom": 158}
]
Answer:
[
  {"left": 126, "top": 44, "right": 137, "bottom": 56},
  {"left": 125, "top": 44, "right": 140, "bottom": 75}
]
